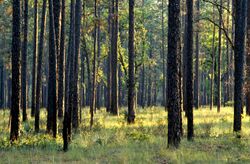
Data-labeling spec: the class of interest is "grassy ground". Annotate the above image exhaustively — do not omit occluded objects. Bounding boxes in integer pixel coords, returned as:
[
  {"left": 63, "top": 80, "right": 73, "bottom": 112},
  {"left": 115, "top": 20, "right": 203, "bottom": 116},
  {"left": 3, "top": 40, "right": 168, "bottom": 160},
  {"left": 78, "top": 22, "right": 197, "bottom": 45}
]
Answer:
[{"left": 0, "top": 107, "right": 250, "bottom": 163}]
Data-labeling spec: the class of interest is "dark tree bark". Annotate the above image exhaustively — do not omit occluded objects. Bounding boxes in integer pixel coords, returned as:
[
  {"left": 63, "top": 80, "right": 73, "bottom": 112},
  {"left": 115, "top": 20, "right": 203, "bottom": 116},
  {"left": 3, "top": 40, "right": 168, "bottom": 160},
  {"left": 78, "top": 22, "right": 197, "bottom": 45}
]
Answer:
[
  {"left": 110, "top": 0, "right": 119, "bottom": 115},
  {"left": 31, "top": 0, "right": 38, "bottom": 117},
  {"left": 210, "top": 3, "right": 216, "bottom": 111},
  {"left": 225, "top": 0, "right": 230, "bottom": 104},
  {"left": 63, "top": 0, "right": 75, "bottom": 150},
  {"left": 58, "top": 0, "right": 65, "bottom": 118},
  {"left": 96, "top": 5, "right": 101, "bottom": 110},
  {"left": 90, "top": 0, "right": 97, "bottom": 127},
  {"left": 35, "top": 0, "right": 47, "bottom": 133},
  {"left": 147, "top": 41, "right": 153, "bottom": 107},
  {"left": 128, "top": 0, "right": 136, "bottom": 123},
  {"left": 247, "top": 0, "right": 250, "bottom": 116},
  {"left": 217, "top": 0, "right": 222, "bottom": 113},
  {"left": 53, "top": 0, "right": 60, "bottom": 117},
  {"left": 72, "top": 0, "right": 81, "bottom": 129},
  {"left": 194, "top": 0, "right": 199, "bottom": 110},
  {"left": 234, "top": 0, "right": 246, "bottom": 132},
  {"left": 85, "top": 40, "right": 91, "bottom": 107},
  {"left": 80, "top": 51, "right": 86, "bottom": 107},
  {"left": 21, "top": 0, "right": 28, "bottom": 122},
  {"left": 186, "top": 0, "right": 194, "bottom": 140},
  {"left": 147, "top": 75, "right": 152, "bottom": 106},
  {"left": 230, "top": 0, "right": 235, "bottom": 104},
  {"left": 106, "top": 0, "right": 112, "bottom": 112},
  {"left": 53, "top": 0, "right": 60, "bottom": 55},
  {"left": 10, "top": 0, "right": 21, "bottom": 142},
  {"left": 167, "top": 0, "right": 181, "bottom": 147},
  {"left": 182, "top": 2, "right": 187, "bottom": 113},
  {"left": 47, "top": 0, "right": 57, "bottom": 137},
  {"left": 161, "top": 0, "right": 166, "bottom": 108}
]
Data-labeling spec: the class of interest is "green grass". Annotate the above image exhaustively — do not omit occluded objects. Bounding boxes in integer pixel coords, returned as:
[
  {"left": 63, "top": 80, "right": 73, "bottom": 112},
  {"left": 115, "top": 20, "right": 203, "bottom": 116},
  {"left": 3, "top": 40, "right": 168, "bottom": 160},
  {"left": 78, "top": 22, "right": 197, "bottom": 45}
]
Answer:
[{"left": 0, "top": 106, "right": 250, "bottom": 163}]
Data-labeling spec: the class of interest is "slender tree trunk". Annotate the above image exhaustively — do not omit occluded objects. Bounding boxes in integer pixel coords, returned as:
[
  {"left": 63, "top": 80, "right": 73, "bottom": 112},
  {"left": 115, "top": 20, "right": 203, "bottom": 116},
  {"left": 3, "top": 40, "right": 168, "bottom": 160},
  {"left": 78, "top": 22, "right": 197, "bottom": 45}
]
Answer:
[
  {"left": 52, "top": 0, "right": 61, "bottom": 119},
  {"left": 96, "top": 5, "right": 101, "bottom": 110},
  {"left": 245, "top": 0, "right": 250, "bottom": 116},
  {"left": 58, "top": 0, "right": 65, "bottom": 118},
  {"left": 35, "top": 0, "right": 47, "bottom": 133},
  {"left": 147, "top": 42, "right": 153, "bottom": 107},
  {"left": 80, "top": 51, "right": 85, "bottom": 107},
  {"left": 167, "top": 0, "right": 181, "bottom": 148},
  {"left": 10, "top": 0, "right": 21, "bottom": 142},
  {"left": 186, "top": 0, "right": 194, "bottom": 140},
  {"left": 161, "top": 0, "right": 166, "bottom": 108},
  {"left": 128, "top": 0, "right": 136, "bottom": 123},
  {"left": 225, "top": 0, "right": 230, "bottom": 104},
  {"left": 31, "top": 0, "right": 38, "bottom": 117},
  {"left": 106, "top": 1, "right": 112, "bottom": 112},
  {"left": 230, "top": 0, "right": 235, "bottom": 104},
  {"left": 90, "top": 0, "right": 97, "bottom": 127},
  {"left": 210, "top": 3, "right": 216, "bottom": 111},
  {"left": 63, "top": 19, "right": 72, "bottom": 153},
  {"left": 85, "top": 41, "right": 91, "bottom": 106},
  {"left": 217, "top": 0, "right": 223, "bottom": 113},
  {"left": 194, "top": 0, "right": 199, "bottom": 110},
  {"left": 63, "top": 0, "right": 75, "bottom": 150},
  {"left": 182, "top": 2, "right": 187, "bottom": 113},
  {"left": 111, "top": 0, "right": 119, "bottom": 115},
  {"left": 72, "top": 0, "right": 81, "bottom": 129},
  {"left": 47, "top": 0, "right": 57, "bottom": 137},
  {"left": 21, "top": 0, "right": 28, "bottom": 122},
  {"left": 234, "top": 0, "right": 246, "bottom": 132}
]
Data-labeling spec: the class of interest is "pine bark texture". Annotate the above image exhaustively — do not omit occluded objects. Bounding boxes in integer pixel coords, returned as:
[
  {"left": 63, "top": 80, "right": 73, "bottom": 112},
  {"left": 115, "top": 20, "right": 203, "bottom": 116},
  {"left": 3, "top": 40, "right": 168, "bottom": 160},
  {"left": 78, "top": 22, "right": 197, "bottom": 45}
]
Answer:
[
  {"left": 10, "top": 0, "right": 21, "bottom": 142},
  {"left": 128, "top": 0, "right": 136, "bottom": 123},
  {"left": 167, "top": 0, "right": 181, "bottom": 147}
]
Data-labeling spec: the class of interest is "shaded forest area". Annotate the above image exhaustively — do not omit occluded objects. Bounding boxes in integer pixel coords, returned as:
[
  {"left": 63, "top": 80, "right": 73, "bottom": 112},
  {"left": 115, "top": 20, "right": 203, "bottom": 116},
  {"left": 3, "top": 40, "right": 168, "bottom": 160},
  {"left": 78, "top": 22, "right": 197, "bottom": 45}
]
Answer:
[{"left": 1, "top": 0, "right": 250, "bottom": 162}]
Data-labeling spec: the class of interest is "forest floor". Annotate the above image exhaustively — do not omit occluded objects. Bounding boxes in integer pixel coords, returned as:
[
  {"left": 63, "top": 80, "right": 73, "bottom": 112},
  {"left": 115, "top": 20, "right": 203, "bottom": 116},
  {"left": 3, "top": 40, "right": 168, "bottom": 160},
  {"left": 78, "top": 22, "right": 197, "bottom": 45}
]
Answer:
[{"left": 0, "top": 107, "right": 250, "bottom": 163}]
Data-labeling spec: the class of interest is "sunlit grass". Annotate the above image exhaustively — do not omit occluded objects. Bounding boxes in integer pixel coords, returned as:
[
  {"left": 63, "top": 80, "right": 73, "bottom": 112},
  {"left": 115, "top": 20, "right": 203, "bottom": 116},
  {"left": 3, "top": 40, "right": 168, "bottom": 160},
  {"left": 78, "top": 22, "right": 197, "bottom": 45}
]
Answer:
[{"left": 0, "top": 106, "right": 250, "bottom": 163}]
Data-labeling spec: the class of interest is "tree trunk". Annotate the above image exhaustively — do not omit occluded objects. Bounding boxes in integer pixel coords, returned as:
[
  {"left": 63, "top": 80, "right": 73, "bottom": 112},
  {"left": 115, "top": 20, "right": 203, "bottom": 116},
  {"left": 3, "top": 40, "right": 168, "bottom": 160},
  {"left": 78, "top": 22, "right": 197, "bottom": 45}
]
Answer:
[
  {"left": 72, "top": 0, "right": 81, "bottom": 129},
  {"left": 35, "top": 0, "right": 47, "bottom": 133},
  {"left": 185, "top": 0, "right": 194, "bottom": 140},
  {"left": 21, "top": 0, "right": 28, "bottom": 122},
  {"left": 80, "top": 51, "right": 85, "bottom": 107},
  {"left": 90, "top": 0, "right": 97, "bottom": 127},
  {"left": 96, "top": 5, "right": 101, "bottom": 110},
  {"left": 47, "top": 0, "right": 57, "bottom": 137},
  {"left": 31, "top": 0, "right": 38, "bottom": 117},
  {"left": 217, "top": 0, "right": 223, "bottom": 113},
  {"left": 246, "top": 0, "right": 250, "bottom": 116},
  {"left": 210, "top": 3, "right": 216, "bottom": 110},
  {"left": 182, "top": 2, "right": 187, "bottom": 113},
  {"left": 194, "top": 0, "right": 199, "bottom": 110},
  {"left": 58, "top": 0, "right": 65, "bottom": 118},
  {"left": 234, "top": 0, "right": 246, "bottom": 132},
  {"left": 167, "top": 0, "right": 181, "bottom": 147},
  {"left": 10, "top": 0, "right": 21, "bottom": 142},
  {"left": 128, "top": 0, "right": 136, "bottom": 123},
  {"left": 161, "top": 0, "right": 166, "bottom": 108},
  {"left": 110, "top": 0, "right": 119, "bottom": 115}
]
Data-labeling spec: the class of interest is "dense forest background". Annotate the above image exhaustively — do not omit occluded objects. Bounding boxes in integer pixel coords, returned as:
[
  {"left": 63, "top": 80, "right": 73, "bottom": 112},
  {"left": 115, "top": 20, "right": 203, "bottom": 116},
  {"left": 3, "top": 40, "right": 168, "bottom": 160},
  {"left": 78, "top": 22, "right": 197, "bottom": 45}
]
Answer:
[{"left": 0, "top": 0, "right": 250, "bottom": 162}]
